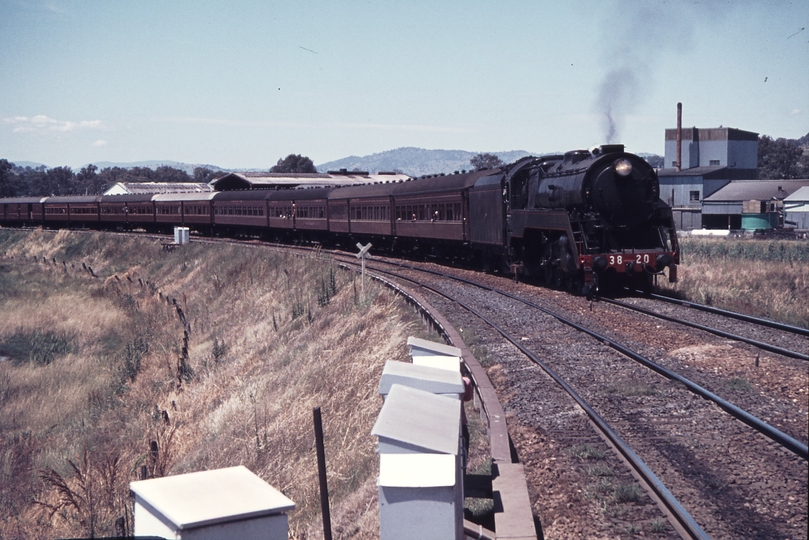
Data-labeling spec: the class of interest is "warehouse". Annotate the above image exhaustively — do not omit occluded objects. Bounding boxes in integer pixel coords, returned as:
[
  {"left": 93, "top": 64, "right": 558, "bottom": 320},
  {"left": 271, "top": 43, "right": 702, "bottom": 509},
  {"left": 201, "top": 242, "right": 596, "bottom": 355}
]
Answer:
[{"left": 701, "top": 180, "right": 808, "bottom": 230}]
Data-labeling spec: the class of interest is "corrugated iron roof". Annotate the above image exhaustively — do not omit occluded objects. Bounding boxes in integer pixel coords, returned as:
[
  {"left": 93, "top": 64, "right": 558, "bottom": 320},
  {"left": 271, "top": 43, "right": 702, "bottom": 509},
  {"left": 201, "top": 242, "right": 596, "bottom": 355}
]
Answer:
[
  {"left": 657, "top": 166, "right": 726, "bottom": 177},
  {"left": 211, "top": 172, "right": 410, "bottom": 191},
  {"left": 783, "top": 185, "right": 809, "bottom": 202},
  {"left": 103, "top": 182, "right": 213, "bottom": 195},
  {"left": 703, "top": 180, "right": 809, "bottom": 202}
]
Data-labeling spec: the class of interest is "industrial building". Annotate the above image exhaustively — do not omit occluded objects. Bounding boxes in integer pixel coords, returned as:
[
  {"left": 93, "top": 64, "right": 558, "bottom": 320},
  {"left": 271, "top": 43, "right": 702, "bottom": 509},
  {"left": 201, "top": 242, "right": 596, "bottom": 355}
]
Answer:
[
  {"left": 657, "top": 121, "right": 759, "bottom": 230},
  {"left": 655, "top": 103, "right": 808, "bottom": 232},
  {"left": 701, "top": 180, "right": 807, "bottom": 230},
  {"left": 784, "top": 186, "right": 809, "bottom": 230}
]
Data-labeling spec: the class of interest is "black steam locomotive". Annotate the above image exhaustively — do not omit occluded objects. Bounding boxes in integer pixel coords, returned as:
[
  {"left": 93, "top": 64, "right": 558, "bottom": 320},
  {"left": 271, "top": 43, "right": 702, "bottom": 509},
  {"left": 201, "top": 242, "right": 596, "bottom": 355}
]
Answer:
[{"left": 0, "top": 144, "right": 679, "bottom": 296}]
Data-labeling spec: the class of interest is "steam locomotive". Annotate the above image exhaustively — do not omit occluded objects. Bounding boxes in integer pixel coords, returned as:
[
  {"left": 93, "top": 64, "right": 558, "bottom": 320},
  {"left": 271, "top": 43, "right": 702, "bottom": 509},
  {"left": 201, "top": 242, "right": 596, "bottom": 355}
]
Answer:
[{"left": 0, "top": 144, "right": 679, "bottom": 296}]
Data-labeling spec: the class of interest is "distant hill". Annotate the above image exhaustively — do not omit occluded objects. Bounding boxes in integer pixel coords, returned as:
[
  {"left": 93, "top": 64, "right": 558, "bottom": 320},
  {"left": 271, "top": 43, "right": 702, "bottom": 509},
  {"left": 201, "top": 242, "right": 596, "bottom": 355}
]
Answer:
[
  {"left": 316, "top": 147, "right": 537, "bottom": 177},
  {"left": 8, "top": 161, "right": 47, "bottom": 170}
]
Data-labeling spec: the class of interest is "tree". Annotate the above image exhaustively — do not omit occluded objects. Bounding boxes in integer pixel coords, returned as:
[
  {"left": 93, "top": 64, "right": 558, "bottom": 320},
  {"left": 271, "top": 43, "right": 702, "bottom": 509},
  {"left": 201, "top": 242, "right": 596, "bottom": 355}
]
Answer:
[
  {"left": 643, "top": 154, "right": 664, "bottom": 168},
  {"left": 13, "top": 165, "right": 47, "bottom": 196},
  {"left": 470, "top": 153, "right": 504, "bottom": 170},
  {"left": 40, "top": 167, "right": 76, "bottom": 196},
  {"left": 152, "top": 166, "right": 191, "bottom": 183},
  {"left": 193, "top": 167, "right": 225, "bottom": 184},
  {"left": 76, "top": 164, "right": 107, "bottom": 195},
  {"left": 758, "top": 135, "right": 804, "bottom": 179},
  {"left": 270, "top": 154, "right": 317, "bottom": 173},
  {"left": 0, "top": 159, "right": 15, "bottom": 197}
]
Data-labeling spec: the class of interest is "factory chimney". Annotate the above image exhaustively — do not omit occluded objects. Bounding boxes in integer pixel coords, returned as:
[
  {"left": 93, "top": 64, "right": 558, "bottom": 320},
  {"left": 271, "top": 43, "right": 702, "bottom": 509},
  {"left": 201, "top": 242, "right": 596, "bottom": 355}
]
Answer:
[{"left": 676, "top": 102, "right": 682, "bottom": 172}]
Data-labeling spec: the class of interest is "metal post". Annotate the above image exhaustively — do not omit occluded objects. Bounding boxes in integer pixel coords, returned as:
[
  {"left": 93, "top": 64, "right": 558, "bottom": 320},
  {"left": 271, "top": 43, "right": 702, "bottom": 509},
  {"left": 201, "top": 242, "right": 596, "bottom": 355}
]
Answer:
[{"left": 313, "top": 407, "right": 332, "bottom": 540}]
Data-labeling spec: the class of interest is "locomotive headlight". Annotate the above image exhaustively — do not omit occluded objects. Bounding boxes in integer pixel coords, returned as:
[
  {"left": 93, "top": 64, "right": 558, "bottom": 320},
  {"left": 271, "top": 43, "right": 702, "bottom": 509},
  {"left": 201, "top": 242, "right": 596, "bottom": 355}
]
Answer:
[{"left": 614, "top": 159, "right": 633, "bottom": 177}]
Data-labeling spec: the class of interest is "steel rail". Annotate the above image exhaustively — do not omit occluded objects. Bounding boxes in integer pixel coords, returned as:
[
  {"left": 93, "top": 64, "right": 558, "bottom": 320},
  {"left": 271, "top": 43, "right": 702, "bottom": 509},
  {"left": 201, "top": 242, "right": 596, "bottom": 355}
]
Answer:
[
  {"left": 366, "top": 260, "right": 809, "bottom": 462},
  {"left": 639, "top": 291, "right": 809, "bottom": 337},
  {"left": 602, "top": 298, "right": 809, "bottom": 361},
  {"left": 362, "top": 265, "right": 710, "bottom": 540}
]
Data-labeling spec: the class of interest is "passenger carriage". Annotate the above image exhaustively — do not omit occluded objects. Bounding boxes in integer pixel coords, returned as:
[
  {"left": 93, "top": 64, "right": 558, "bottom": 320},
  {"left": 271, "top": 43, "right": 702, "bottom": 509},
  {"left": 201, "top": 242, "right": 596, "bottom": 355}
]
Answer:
[
  {"left": 99, "top": 193, "right": 156, "bottom": 228},
  {"left": 43, "top": 196, "right": 102, "bottom": 227}
]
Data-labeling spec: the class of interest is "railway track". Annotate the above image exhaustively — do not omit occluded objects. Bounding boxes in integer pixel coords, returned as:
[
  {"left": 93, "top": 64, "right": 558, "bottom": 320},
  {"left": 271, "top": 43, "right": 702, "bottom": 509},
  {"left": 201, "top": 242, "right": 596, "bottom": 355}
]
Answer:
[{"left": 338, "top": 256, "right": 807, "bottom": 539}]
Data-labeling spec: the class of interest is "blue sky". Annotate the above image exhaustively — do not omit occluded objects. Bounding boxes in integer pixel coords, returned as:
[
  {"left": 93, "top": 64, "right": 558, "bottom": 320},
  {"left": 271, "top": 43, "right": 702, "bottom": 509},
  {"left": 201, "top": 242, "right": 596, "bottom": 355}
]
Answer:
[{"left": 1, "top": 0, "right": 807, "bottom": 169}]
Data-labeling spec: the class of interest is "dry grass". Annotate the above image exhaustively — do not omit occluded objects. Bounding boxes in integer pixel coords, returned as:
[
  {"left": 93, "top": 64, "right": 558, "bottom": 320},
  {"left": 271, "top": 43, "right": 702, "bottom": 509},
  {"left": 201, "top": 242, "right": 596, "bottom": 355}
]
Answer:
[
  {"left": 0, "top": 229, "right": 437, "bottom": 539},
  {"left": 657, "top": 237, "right": 809, "bottom": 328}
]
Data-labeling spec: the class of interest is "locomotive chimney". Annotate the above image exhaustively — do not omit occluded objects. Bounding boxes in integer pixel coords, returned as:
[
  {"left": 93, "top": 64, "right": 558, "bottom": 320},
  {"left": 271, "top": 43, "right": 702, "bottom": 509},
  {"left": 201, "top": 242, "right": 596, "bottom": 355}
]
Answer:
[{"left": 676, "top": 102, "right": 682, "bottom": 172}]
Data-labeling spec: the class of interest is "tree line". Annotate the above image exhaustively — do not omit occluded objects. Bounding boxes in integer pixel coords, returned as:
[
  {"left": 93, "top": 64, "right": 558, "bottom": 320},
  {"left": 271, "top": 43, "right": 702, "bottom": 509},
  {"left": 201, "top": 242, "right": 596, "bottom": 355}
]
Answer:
[{"left": 0, "top": 160, "right": 225, "bottom": 198}]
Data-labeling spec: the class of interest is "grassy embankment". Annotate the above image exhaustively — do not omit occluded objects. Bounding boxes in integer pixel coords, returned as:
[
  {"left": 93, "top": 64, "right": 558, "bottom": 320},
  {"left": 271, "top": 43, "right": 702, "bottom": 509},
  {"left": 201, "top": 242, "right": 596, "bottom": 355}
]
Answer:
[
  {"left": 0, "top": 228, "right": 438, "bottom": 539},
  {"left": 657, "top": 236, "right": 809, "bottom": 328}
]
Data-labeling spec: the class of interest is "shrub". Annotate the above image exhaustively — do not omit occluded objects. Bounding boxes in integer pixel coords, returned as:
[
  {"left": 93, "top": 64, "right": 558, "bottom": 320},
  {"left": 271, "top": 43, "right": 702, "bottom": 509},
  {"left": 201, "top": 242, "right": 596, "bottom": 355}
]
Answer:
[{"left": 1, "top": 330, "right": 76, "bottom": 366}]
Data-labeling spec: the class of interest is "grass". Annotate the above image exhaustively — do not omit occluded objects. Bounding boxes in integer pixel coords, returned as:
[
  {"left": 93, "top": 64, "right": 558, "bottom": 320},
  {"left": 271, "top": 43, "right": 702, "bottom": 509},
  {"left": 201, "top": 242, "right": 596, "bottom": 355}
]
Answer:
[
  {"left": 0, "top": 229, "right": 436, "bottom": 539},
  {"left": 657, "top": 237, "right": 809, "bottom": 328},
  {"left": 568, "top": 443, "right": 606, "bottom": 461},
  {"left": 728, "top": 377, "right": 753, "bottom": 392},
  {"left": 607, "top": 382, "right": 658, "bottom": 397}
]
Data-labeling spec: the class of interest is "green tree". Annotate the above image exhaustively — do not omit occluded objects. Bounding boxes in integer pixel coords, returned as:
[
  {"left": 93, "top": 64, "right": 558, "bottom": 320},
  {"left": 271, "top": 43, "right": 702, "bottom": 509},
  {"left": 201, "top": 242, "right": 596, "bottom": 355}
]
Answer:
[
  {"left": 76, "top": 164, "right": 107, "bottom": 195},
  {"left": 193, "top": 167, "right": 225, "bottom": 183},
  {"left": 97, "top": 166, "right": 129, "bottom": 188},
  {"left": 39, "top": 167, "right": 76, "bottom": 196},
  {"left": 758, "top": 135, "right": 804, "bottom": 179},
  {"left": 0, "top": 159, "right": 15, "bottom": 197},
  {"left": 13, "top": 165, "right": 47, "bottom": 196},
  {"left": 470, "top": 153, "right": 504, "bottom": 170},
  {"left": 270, "top": 154, "right": 317, "bottom": 173},
  {"left": 152, "top": 165, "right": 191, "bottom": 183}
]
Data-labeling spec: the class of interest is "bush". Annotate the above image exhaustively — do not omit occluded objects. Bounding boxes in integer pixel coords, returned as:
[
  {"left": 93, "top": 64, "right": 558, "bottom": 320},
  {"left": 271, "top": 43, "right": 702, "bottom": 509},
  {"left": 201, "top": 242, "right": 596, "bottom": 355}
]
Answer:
[{"left": 1, "top": 330, "right": 76, "bottom": 365}]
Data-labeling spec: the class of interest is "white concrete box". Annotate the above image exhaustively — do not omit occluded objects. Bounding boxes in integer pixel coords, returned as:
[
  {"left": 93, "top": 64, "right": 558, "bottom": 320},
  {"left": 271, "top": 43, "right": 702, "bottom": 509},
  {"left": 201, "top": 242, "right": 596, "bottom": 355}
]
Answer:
[
  {"left": 130, "top": 466, "right": 294, "bottom": 540},
  {"left": 406, "top": 336, "right": 461, "bottom": 358},
  {"left": 378, "top": 360, "right": 464, "bottom": 400}
]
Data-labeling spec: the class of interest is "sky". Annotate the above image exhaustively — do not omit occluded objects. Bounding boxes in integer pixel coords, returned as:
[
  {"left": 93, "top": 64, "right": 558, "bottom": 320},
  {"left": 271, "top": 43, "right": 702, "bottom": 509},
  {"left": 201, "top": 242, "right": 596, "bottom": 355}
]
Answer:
[{"left": 1, "top": 0, "right": 807, "bottom": 170}]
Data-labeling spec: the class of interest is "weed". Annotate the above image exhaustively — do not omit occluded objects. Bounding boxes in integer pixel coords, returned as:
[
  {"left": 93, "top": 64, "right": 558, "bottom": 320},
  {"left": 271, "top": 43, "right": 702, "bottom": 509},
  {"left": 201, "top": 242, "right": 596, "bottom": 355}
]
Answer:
[
  {"left": 569, "top": 443, "right": 606, "bottom": 461},
  {"left": 612, "top": 482, "right": 643, "bottom": 503},
  {"left": 586, "top": 463, "right": 614, "bottom": 477},
  {"left": 1, "top": 330, "right": 77, "bottom": 366},
  {"left": 728, "top": 377, "right": 752, "bottom": 392},
  {"left": 123, "top": 337, "right": 149, "bottom": 381},
  {"left": 651, "top": 519, "right": 668, "bottom": 533},
  {"left": 609, "top": 382, "right": 657, "bottom": 397},
  {"left": 212, "top": 337, "right": 228, "bottom": 363},
  {"left": 36, "top": 449, "right": 129, "bottom": 538},
  {"left": 704, "top": 476, "right": 729, "bottom": 492},
  {"left": 585, "top": 477, "right": 614, "bottom": 499}
]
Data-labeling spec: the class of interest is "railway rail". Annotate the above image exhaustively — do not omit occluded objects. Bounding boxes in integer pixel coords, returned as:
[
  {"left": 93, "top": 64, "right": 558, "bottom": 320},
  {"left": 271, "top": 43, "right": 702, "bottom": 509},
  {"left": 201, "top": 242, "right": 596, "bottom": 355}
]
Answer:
[
  {"left": 600, "top": 297, "right": 808, "bottom": 361},
  {"left": 637, "top": 291, "right": 809, "bottom": 337}
]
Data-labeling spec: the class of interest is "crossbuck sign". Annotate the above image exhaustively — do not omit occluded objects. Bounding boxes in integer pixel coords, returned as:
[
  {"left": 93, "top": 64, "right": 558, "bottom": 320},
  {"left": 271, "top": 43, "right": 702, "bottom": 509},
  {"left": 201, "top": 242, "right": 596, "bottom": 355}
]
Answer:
[{"left": 356, "top": 242, "right": 372, "bottom": 297}]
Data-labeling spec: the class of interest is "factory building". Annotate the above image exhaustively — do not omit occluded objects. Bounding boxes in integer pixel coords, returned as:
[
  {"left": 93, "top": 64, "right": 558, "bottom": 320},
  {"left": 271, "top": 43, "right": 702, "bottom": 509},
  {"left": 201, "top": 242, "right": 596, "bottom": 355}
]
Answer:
[{"left": 657, "top": 121, "right": 759, "bottom": 230}]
